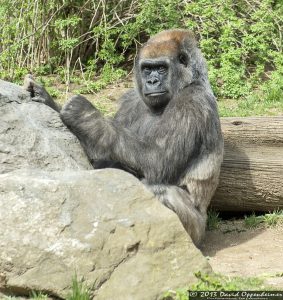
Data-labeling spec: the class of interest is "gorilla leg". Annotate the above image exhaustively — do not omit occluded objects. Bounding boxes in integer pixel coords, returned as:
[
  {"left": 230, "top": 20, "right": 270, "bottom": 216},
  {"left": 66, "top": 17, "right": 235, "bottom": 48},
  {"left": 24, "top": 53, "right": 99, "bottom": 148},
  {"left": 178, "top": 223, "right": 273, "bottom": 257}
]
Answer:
[
  {"left": 23, "top": 74, "right": 60, "bottom": 112},
  {"left": 147, "top": 184, "right": 207, "bottom": 246}
]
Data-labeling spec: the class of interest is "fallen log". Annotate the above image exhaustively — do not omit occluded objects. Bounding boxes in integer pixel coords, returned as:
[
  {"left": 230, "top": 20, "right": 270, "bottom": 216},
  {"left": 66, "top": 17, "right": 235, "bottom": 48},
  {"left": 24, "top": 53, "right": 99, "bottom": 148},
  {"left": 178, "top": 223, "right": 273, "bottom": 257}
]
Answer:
[{"left": 211, "top": 116, "right": 283, "bottom": 212}]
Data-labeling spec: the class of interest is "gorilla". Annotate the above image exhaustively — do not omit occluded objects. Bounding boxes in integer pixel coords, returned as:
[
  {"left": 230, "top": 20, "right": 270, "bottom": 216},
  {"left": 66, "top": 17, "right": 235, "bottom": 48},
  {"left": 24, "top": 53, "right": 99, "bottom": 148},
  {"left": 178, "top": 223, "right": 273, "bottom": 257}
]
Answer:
[{"left": 24, "top": 29, "right": 223, "bottom": 246}]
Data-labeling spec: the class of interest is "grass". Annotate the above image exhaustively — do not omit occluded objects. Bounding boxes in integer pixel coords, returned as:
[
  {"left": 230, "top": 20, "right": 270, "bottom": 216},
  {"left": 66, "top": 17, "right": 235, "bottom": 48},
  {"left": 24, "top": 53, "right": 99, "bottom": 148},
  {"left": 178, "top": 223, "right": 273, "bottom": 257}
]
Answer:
[
  {"left": 244, "top": 213, "right": 265, "bottom": 228},
  {"left": 206, "top": 210, "right": 283, "bottom": 232},
  {"left": 1, "top": 292, "right": 48, "bottom": 300},
  {"left": 263, "top": 211, "right": 283, "bottom": 226},
  {"left": 218, "top": 96, "right": 283, "bottom": 117},
  {"left": 162, "top": 272, "right": 270, "bottom": 300},
  {"left": 29, "top": 292, "right": 48, "bottom": 300},
  {"left": 0, "top": 275, "right": 91, "bottom": 300},
  {"left": 206, "top": 210, "right": 222, "bottom": 230},
  {"left": 66, "top": 275, "right": 91, "bottom": 300},
  {"left": 244, "top": 210, "right": 283, "bottom": 229}
]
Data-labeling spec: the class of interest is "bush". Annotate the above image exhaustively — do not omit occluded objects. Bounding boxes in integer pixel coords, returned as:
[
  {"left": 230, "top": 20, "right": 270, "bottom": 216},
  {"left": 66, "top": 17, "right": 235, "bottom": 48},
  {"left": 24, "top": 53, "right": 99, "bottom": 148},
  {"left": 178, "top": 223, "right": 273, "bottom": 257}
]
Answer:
[
  {"left": 0, "top": 0, "right": 282, "bottom": 100},
  {"left": 185, "top": 0, "right": 283, "bottom": 99}
]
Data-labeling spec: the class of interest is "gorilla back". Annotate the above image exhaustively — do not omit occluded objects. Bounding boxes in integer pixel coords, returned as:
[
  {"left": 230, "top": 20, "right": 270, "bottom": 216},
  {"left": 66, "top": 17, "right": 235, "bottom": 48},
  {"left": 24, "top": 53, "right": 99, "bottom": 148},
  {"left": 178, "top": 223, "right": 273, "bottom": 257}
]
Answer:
[{"left": 34, "top": 29, "right": 223, "bottom": 246}]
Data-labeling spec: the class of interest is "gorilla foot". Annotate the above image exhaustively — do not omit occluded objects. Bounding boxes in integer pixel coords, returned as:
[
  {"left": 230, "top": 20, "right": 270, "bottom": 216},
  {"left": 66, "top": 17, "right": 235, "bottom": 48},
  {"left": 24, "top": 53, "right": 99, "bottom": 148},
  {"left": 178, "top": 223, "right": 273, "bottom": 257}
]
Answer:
[{"left": 23, "top": 74, "right": 59, "bottom": 112}]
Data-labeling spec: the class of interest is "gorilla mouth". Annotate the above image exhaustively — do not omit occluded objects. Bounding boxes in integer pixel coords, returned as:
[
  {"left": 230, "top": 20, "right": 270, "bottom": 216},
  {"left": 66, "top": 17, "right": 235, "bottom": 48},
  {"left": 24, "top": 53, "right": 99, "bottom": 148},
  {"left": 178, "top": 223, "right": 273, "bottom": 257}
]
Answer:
[{"left": 146, "top": 91, "right": 167, "bottom": 97}]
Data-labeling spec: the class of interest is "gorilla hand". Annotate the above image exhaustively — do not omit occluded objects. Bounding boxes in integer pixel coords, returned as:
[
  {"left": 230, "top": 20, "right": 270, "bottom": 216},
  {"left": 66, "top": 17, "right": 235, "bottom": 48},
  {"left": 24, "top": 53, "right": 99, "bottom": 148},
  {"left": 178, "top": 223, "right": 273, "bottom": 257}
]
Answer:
[{"left": 23, "top": 74, "right": 60, "bottom": 112}]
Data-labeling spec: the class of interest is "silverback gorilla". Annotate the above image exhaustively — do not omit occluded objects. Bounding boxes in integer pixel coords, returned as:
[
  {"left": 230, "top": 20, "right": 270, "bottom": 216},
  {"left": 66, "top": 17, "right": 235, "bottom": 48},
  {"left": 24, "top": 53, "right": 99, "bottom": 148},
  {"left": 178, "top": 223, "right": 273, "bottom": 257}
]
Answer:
[{"left": 24, "top": 29, "right": 223, "bottom": 246}]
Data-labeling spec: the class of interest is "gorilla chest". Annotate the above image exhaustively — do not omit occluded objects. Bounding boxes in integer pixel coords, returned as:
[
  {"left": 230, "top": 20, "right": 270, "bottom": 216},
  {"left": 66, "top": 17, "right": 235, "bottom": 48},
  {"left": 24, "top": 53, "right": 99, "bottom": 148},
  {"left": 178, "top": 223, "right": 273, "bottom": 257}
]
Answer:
[{"left": 128, "top": 112, "right": 162, "bottom": 137}]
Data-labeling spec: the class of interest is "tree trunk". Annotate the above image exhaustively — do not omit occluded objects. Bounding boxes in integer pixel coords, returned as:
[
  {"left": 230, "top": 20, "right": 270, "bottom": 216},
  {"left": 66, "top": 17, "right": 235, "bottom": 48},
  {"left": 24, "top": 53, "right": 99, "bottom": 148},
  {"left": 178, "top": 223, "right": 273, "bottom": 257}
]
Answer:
[{"left": 211, "top": 116, "right": 283, "bottom": 212}]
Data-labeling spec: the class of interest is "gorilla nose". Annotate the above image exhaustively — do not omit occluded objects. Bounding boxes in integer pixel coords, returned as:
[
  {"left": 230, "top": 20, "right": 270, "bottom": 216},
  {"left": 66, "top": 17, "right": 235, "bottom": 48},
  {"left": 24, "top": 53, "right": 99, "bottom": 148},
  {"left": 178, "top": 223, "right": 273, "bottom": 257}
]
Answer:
[{"left": 147, "top": 77, "right": 159, "bottom": 85}]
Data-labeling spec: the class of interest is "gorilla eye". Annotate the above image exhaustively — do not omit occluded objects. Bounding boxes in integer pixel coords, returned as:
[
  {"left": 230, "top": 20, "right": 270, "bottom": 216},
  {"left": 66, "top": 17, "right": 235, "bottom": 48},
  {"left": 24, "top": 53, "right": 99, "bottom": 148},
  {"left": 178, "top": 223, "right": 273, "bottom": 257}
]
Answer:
[
  {"left": 179, "top": 53, "right": 188, "bottom": 66},
  {"left": 143, "top": 67, "right": 151, "bottom": 75},
  {"left": 158, "top": 66, "right": 167, "bottom": 74}
]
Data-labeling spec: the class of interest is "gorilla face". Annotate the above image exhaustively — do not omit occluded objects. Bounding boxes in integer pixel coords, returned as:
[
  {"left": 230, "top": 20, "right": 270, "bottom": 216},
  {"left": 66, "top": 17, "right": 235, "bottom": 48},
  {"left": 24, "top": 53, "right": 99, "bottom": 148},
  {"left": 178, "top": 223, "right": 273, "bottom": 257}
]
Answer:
[
  {"left": 138, "top": 52, "right": 195, "bottom": 112},
  {"left": 136, "top": 31, "right": 200, "bottom": 113},
  {"left": 139, "top": 58, "right": 172, "bottom": 111}
]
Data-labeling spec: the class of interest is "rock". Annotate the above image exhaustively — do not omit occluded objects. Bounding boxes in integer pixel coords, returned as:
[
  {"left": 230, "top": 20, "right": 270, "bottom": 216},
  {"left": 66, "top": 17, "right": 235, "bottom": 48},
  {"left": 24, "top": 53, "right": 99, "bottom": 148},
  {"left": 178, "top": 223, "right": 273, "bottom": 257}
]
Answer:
[
  {"left": 0, "top": 169, "right": 211, "bottom": 300},
  {"left": 0, "top": 79, "right": 92, "bottom": 173}
]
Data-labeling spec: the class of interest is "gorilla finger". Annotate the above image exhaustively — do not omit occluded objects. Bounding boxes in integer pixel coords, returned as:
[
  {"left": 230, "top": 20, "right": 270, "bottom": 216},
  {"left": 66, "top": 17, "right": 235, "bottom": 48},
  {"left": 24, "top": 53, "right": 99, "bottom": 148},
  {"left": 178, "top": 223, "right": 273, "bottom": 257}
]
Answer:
[{"left": 23, "top": 74, "right": 36, "bottom": 96}]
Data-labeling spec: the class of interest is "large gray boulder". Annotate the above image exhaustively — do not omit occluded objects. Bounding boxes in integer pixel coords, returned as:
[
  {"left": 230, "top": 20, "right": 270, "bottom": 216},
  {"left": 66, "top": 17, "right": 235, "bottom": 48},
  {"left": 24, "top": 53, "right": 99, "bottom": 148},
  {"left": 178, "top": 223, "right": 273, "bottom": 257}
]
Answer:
[
  {"left": 0, "top": 169, "right": 211, "bottom": 299},
  {"left": 0, "top": 79, "right": 92, "bottom": 173}
]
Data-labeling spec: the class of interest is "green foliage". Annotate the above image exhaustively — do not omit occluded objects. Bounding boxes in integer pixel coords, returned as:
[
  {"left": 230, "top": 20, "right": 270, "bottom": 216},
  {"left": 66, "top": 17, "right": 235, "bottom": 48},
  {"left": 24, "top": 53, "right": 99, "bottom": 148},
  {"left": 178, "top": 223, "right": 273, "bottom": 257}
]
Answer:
[
  {"left": 218, "top": 94, "right": 283, "bottom": 117},
  {"left": 1, "top": 276, "right": 91, "bottom": 300},
  {"left": 0, "top": 0, "right": 282, "bottom": 103},
  {"left": 191, "top": 272, "right": 265, "bottom": 291},
  {"left": 29, "top": 291, "right": 48, "bottom": 300},
  {"left": 262, "top": 210, "right": 283, "bottom": 226},
  {"left": 244, "top": 210, "right": 283, "bottom": 228},
  {"left": 1, "top": 291, "right": 48, "bottom": 300},
  {"left": 46, "top": 87, "right": 60, "bottom": 98},
  {"left": 82, "top": 65, "right": 126, "bottom": 93},
  {"left": 185, "top": 0, "right": 283, "bottom": 100},
  {"left": 207, "top": 210, "right": 222, "bottom": 230},
  {"left": 244, "top": 213, "right": 264, "bottom": 228}
]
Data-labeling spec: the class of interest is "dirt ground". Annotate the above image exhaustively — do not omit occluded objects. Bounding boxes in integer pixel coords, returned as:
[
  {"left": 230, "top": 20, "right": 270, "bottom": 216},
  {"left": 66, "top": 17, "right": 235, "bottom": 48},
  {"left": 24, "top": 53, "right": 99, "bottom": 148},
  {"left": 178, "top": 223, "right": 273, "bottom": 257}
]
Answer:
[{"left": 201, "top": 221, "right": 283, "bottom": 289}]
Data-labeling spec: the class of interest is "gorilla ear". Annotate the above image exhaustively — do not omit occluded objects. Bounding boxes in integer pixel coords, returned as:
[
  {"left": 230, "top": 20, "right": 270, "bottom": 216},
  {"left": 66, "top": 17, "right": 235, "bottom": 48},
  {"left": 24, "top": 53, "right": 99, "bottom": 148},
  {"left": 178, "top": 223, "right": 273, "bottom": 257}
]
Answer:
[{"left": 179, "top": 52, "right": 189, "bottom": 66}]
